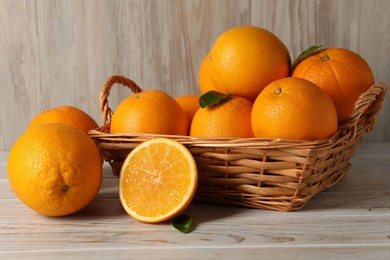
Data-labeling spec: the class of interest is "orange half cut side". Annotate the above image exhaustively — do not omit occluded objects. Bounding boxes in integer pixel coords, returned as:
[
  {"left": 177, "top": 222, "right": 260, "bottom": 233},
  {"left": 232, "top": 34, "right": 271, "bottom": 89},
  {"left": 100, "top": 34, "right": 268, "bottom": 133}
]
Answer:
[{"left": 119, "top": 138, "right": 198, "bottom": 223}]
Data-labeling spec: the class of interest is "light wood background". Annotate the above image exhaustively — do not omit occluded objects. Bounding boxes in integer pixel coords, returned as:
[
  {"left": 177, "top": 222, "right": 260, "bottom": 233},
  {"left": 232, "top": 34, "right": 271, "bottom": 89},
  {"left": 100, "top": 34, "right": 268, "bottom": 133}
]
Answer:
[{"left": 1, "top": 0, "right": 389, "bottom": 150}]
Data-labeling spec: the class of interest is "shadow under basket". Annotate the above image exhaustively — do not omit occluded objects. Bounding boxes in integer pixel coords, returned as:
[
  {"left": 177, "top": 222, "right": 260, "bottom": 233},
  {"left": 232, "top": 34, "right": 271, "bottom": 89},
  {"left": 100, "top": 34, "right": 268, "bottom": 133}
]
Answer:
[{"left": 89, "top": 75, "right": 387, "bottom": 212}]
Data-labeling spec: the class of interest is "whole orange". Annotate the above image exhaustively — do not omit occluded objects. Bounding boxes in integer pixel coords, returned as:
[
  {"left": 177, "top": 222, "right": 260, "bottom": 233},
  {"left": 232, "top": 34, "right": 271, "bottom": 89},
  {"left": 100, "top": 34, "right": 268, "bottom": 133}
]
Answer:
[
  {"left": 190, "top": 96, "right": 254, "bottom": 138},
  {"left": 251, "top": 77, "right": 338, "bottom": 141},
  {"left": 175, "top": 94, "right": 200, "bottom": 121},
  {"left": 8, "top": 123, "right": 103, "bottom": 217},
  {"left": 198, "top": 52, "right": 223, "bottom": 94},
  {"left": 208, "top": 26, "right": 291, "bottom": 101},
  {"left": 28, "top": 106, "right": 98, "bottom": 134},
  {"left": 110, "top": 90, "right": 190, "bottom": 135},
  {"left": 292, "top": 47, "right": 375, "bottom": 124}
]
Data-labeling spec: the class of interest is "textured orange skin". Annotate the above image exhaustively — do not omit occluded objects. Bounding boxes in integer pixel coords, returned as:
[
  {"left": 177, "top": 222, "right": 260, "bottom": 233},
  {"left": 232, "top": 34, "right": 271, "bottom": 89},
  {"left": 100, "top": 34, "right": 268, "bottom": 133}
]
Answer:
[
  {"left": 208, "top": 26, "right": 291, "bottom": 102},
  {"left": 198, "top": 52, "right": 224, "bottom": 94},
  {"left": 190, "top": 96, "right": 254, "bottom": 138},
  {"left": 292, "top": 48, "right": 375, "bottom": 124},
  {"left": 8, "top": 124, "right": 103, "bottom": 217},
  {"left": 110, "top": 90, "right": 190, "bottom": 135},
  {"left": 175, "top": 94, "right": 200, "bottom": 121},
  {"left": 251, "top": 77, "right": 338, "bottom": 141},
  {"left": 28, "top": 106, "right": 98, "bottom": 134}
]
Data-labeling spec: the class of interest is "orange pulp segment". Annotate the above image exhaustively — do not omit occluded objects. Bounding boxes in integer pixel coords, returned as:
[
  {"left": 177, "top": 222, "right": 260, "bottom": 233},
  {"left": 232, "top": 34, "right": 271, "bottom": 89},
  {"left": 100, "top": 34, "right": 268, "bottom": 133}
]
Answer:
[{"left": 119, "top": 138, "right": 198, "bottom": 223}]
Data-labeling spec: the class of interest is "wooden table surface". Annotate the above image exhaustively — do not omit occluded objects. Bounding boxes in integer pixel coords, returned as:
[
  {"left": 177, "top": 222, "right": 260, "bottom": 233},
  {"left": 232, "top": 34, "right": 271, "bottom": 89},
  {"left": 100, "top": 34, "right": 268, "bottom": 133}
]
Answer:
[{"left": 1, "top": 143, "right": 389, "bottom": 259}]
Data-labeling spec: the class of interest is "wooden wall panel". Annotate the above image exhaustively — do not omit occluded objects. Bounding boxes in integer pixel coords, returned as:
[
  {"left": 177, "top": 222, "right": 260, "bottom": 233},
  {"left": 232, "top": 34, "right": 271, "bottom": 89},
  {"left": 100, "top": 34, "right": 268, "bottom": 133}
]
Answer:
[{"left": 0, "top": 0, "right": 389, "bottom": 150}]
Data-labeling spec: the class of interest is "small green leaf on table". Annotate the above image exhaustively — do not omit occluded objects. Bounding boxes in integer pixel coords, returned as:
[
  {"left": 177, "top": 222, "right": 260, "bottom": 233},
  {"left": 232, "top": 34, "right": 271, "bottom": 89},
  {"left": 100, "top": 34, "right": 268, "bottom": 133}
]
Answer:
[{"left": 172, "top": 214, "right": 193, "bottom": 234}]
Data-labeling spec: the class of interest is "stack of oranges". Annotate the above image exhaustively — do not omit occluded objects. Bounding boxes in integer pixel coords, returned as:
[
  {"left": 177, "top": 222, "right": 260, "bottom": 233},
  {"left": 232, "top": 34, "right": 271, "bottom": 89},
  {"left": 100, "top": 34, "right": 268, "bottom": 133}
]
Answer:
[
  {"left": 111, "top": 25, "right": 374, "bottom": 141},
  {"left": 196, "top": 26, "right": 374, "bottom": 141}
]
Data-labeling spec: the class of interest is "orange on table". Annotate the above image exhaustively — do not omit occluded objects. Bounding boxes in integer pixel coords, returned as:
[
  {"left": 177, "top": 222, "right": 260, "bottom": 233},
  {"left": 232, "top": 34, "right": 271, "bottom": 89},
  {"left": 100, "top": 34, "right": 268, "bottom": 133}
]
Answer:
[
  {"left": 28, "top": 105, "right": 98, "bottom": 134},
  {"left": 110, "top": 90, "right": 190, "bottom": 135},
  {"left": 208, "top": 26, "right": 291, "bottom": 101},
  {"left": 292, "top": 47, "right": 375, "bottom": 124},
  {"left": 198, "top": 52, "right": 223, "bottom": 94},
  {"left": 251, "top": 77, "right": 338, "bottom": 141},
  {"left": 175, "top": 94, "right": 200, "bottom": 121},
  {"left": 8, "top": 123, "right": 103, "bottom": 217},
  {"left": 190, "top": 95, "right": 254, "bottom": 138},
  {"left": 119, "top": 138, "right": 198, "bottom": 223}
]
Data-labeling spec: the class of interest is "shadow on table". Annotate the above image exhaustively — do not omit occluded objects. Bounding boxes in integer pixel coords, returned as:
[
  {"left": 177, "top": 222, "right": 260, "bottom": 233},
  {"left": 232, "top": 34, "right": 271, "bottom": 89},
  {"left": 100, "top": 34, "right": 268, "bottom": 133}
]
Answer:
[{"left": 182, "top": 200, "right": 250, "bottom": 229}]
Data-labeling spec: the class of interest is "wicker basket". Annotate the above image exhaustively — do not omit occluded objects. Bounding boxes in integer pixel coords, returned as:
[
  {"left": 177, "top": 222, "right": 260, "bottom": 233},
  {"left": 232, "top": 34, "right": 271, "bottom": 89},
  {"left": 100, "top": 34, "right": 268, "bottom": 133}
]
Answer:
[{"left": 89, "top": 75, "right": 387, "bottom": 211}]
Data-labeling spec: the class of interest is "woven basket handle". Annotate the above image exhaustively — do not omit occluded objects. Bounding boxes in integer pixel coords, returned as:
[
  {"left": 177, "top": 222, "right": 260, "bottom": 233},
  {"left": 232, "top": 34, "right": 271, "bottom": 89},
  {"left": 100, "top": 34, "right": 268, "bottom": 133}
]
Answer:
[
  {"left": 99, "top": 75, "right": 143, "bottom": 125},
  {"left": 339, "top": 83, "right": 387, "bottom": 138}
]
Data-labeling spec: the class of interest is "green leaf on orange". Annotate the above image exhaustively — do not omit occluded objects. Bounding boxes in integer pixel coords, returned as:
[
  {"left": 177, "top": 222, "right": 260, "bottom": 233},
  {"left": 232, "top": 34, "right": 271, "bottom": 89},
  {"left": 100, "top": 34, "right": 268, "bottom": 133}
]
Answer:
[
  {"left": 199, "top": 91, "right": 230, "bottom": 108},
  {"left": 290, "top": 45, "right": 322, "bottom": 73}
]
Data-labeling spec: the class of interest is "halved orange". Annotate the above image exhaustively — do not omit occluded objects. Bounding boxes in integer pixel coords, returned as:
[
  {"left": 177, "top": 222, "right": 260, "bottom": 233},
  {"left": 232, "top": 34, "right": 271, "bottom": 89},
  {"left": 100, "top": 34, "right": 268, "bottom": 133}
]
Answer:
[{"left": 119, "top": 138, "right": 198, "bottom": 223}]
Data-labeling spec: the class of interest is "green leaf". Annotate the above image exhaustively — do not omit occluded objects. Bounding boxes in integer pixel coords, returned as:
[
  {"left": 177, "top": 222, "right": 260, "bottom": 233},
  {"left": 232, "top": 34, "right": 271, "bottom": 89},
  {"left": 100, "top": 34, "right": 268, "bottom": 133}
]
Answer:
[
  {"left": 290, "top": 45, "right": 323, "bottom": 73},
  {"left": 199, "top": 91, "right": 230, "bottom": 108},
  {"left": 172, "top": 214, "right": 193, "bottom": 234}
]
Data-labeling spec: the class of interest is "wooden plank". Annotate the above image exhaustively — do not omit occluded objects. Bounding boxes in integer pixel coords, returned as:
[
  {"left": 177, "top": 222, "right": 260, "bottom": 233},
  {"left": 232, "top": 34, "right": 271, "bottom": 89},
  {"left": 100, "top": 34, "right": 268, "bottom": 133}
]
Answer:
[
  {"left": 1, "top": 245, "right": 390, "bottom": 260},
  {"left": 0, "top": 0, "right": 250, "bottom": 150},
  {"left": 0, "top": 245, "right": 390, "bottom": 260},
  {"left": 1, "top": 144, "right": 390, "bottom": 258},
  {"left": 0, "top": 199, "right": 389, "bottom": 251},
  {"left": 1, "top": 0, "right": 389, "bottom": 151}
]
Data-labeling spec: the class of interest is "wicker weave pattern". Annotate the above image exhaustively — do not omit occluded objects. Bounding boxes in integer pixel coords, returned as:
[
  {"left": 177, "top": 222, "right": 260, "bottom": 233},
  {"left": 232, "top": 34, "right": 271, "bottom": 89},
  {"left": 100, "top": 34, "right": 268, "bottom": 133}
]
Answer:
[{"left": 89, "top": 75, "right": 387, "bottom": 211}]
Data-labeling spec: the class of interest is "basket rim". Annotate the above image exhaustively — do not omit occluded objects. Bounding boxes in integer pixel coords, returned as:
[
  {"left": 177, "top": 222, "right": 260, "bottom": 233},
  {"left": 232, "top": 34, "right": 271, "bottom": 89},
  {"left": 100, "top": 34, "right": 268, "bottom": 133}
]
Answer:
[{"left": 89, "top": 130, "right": 332, "bottom": 148}]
